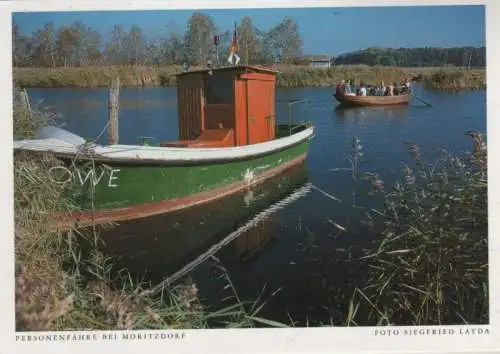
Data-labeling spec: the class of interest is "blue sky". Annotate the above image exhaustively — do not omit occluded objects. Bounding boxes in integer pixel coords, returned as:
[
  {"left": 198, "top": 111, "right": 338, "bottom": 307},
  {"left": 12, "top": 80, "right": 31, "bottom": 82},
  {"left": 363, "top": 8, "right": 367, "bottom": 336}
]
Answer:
[{"left": 13, "top": 5, "right": 485, "bottom": 56}]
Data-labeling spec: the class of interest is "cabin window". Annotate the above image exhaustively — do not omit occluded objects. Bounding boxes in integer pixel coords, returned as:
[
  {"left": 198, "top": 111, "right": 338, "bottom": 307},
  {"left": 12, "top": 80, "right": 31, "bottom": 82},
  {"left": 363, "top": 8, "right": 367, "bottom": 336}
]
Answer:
[{"left": 204, "top": 75, "right": 233, "bottom": 104}]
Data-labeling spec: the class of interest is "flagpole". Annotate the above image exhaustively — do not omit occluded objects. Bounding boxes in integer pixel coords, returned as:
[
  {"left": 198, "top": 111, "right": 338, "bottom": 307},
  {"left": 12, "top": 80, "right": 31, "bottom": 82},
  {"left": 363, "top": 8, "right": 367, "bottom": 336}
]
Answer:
[
  {"left": 216, "top": 44, "right": 219, "bottom": 68},
  {"left": 214, "top": 34, "right": 220, "bottom": 68},
  {"left": 227, "top": 21, "right": 240, "bottom": 66},
  {"left": 234, "top": 21, "right": 240, "bottom": 66},
  {"left": 234, "top": 22, "right": 236, "bottom": 66}
]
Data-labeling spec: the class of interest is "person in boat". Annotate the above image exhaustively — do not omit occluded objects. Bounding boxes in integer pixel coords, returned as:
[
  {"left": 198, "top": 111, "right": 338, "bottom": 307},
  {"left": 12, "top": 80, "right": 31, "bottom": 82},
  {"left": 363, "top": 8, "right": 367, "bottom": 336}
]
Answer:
[
  {"left": 379, "top": 81, "right": 386, "bottom": 96},
  {"left": 393, "top": 82, "right": 400, "bottom": 96},
  {"left": 401, "top": 78, "right": 411, "bottom": 94},
  {"left": 358, "top": 82, "right": 367, "bottom": 96},
  {"left": 344, "top": 80, "right": 351, "bottom": 94},
  {"left": 357, "top": 80, "right": 364, "bottom": 95},
  {"left": 345, "top": 80, "right": 355, "bottom": 96},
  {"left": 385, "top": 84, "right": 394, "bottom": 96},
  {"left": 335, "top": 79, "right": 346, "bottom": 97}
]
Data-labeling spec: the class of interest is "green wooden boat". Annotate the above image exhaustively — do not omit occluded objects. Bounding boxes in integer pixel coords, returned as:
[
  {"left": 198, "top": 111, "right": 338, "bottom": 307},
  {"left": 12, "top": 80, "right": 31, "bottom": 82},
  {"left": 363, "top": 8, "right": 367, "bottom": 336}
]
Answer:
[{"left": 13, "top": 65, "right": 315, "bottom": 228}]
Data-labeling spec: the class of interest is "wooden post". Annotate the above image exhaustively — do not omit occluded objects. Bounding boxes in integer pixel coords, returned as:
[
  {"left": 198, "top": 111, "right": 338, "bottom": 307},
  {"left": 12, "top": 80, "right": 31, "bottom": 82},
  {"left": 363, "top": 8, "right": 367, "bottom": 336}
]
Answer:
[
  {"left": 107, "top": 77, "right": 120, "bottom": 145},
  {"left": 20, "top": 89, "right": 32, "bottom": 119}
]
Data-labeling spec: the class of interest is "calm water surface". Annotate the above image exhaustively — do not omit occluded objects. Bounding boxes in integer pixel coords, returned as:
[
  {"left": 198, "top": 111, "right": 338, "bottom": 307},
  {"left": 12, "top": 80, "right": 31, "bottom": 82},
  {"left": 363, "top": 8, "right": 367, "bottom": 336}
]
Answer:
[{"left": 28, "top": 85, "right": 486, "bottom": 326}]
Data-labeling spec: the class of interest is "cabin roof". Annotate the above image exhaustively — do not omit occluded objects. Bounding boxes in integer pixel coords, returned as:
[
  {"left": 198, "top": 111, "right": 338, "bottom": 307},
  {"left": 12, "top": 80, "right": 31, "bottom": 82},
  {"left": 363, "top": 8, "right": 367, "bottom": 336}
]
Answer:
[{"left": 174, "top": 65, "right": 279, "bottom": 77}]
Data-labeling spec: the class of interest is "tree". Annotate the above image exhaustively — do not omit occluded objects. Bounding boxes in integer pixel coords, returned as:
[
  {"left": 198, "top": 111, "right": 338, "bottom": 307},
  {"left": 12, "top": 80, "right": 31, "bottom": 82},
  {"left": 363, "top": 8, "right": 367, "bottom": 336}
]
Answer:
[
  {"left": 236, "top": 16, "right": 261, "bottom": 65},
  {"left": 167, "top": 32, "right": 185, "bottom": 64},
  {"left": 57, "top": 25, "right": 77, "bottom": 67},
  {"left": 143, "top": 37, "right": 163, "bottom": 66},
  {"left": 55, "top": 21, "right": 102, "bottom": 67},
  {"left": 80, "top": 24, "right": 102, "bottom": 66},
  {"left": 12, "top": 23, "right": 19, "bottom": 64},
  {"left": 128, "top": 25, "right": 145, "bottom": 66},
  {"left": 184, "top": 12, "right": 217, "bottom": 66},
  {"left": 31, "top": 22, "right": 57, "bottom": 68},
  {"left": 262, "top": 17, "right": 302, "bottom": 64},
  {"left": 104, "top": 25, "right": 127, "bottom": 65},
  {"left": 12, "top": 23, "right": 34, "bottom": 67}
]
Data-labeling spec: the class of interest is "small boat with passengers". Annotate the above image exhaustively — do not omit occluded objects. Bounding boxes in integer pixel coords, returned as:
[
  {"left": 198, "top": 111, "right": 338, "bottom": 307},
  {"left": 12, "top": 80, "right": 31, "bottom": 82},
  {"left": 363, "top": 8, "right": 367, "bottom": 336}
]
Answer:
[
  {"left": 333, "top": 80, "right": 412, "bottom": 107},
  {"left": 334, "top": 92, "right": 412, "bottom": 107}
]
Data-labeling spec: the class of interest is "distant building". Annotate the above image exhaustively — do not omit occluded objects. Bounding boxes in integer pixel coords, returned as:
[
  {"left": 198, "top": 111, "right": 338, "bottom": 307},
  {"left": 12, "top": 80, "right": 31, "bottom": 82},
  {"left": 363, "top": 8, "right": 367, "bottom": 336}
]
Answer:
[{"left": 305, "top": 55, "right": 332, "bottom": 69}]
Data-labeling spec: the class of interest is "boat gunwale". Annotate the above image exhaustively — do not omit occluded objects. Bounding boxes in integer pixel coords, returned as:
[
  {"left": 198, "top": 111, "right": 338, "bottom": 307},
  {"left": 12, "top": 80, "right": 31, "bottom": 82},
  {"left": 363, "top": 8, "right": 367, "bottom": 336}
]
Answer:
[
  {"left": 334, "top": 93, "right": 412, "bottom": 107},
  {"left": 14, "top": 126, "right": 314, "bottom": 166}
]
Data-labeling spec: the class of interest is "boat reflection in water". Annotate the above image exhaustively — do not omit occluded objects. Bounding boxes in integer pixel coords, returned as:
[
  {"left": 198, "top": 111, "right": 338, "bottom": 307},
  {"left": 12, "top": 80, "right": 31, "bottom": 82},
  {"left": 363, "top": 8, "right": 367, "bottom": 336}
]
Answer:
[
  {"left": 92, "top": 162, "right": 310, "bottom": 284},
  {"left": 335, "top": 104, "right": 410, "bottom": 122}
]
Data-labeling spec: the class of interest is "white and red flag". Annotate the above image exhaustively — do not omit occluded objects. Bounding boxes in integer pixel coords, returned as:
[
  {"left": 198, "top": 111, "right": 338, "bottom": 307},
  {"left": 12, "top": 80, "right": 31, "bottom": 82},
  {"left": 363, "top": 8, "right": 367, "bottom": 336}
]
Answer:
[{"left": 227, "top": 26, "right": 240, "bottom": 65}]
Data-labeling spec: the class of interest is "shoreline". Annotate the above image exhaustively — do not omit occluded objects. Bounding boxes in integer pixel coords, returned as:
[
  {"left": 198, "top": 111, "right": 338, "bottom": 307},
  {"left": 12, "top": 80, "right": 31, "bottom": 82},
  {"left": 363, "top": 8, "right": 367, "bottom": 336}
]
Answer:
[{"left": 13, "top": 65, "right": 486, "bottom": 91}]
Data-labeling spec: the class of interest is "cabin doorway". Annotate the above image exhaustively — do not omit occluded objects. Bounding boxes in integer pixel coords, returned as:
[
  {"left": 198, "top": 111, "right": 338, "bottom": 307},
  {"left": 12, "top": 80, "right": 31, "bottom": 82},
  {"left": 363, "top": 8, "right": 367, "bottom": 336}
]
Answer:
[{"left": 245, "top": 78, "right": 275, "bottom": 145}]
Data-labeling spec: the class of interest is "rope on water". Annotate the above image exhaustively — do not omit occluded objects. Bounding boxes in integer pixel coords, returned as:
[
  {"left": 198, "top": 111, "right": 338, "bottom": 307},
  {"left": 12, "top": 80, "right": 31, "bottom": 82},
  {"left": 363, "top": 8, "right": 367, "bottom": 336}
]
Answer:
[
  {"left": 144, "top": 182, "right": 313, "bottom": 296},
  {"left": 414, "top": 95, "right": 433, "bottom": 108}
]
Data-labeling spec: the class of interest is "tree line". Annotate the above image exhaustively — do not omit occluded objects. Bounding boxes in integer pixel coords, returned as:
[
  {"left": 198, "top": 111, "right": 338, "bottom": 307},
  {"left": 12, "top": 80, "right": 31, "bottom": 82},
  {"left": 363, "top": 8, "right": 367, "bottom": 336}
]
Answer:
[
  {"left": 12, "top": 13, "right": 303, "bottom": 68},
  {"left": 334, "top": 47, "right": 486, "bottom": 68},
  {"left": 12, "top": 12, "right": 485, "bottom": 69}
]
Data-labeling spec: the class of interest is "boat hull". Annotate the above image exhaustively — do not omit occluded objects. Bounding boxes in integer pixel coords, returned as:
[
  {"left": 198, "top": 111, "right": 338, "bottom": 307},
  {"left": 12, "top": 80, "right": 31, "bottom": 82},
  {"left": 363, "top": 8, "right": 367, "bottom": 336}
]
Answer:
[
  {"left": 334, "top": 93, "right": 411, "bottom": 107},
  {"left": 62, "top": 145, "right": 309, "bottom": 228},
  {"left": 15, "top": 129, "right": 314, "bottom": 229}
]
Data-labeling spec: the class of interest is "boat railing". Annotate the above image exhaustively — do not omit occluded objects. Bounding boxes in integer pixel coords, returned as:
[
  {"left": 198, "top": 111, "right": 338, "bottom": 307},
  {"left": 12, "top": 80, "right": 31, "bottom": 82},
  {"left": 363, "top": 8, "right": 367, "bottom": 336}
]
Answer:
[
  {"left": 283, "top": 97, "right": 313, "bottom": 136},
  {"left": 264, "top": 98, "right": 313, "bottom": 138}
]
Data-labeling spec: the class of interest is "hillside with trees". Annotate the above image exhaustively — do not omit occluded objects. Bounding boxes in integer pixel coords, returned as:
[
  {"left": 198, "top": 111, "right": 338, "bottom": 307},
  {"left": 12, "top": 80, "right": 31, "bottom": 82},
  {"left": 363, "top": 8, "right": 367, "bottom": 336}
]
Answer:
[{"left": 333, "top": 47, "right": 485, "bottom": 68}]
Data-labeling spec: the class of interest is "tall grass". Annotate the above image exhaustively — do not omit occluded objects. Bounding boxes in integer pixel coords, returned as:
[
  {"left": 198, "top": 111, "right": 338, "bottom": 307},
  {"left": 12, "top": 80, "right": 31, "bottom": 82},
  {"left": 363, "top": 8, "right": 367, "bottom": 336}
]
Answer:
[
  {"left": 322, "top": 132, "right": 488, "bottom": 326},
  {"left": 13, "top": 65, "right": 486, "bottom": 91},
  {"left": 13, "top": 66, "right": 181, "bottom": 88},
  {"left": 276, "top": 65, "right": 410, "bottom": 88},
  {"left": 13, "top": 89, "right": 278, "bottom": 330},
  {"left": 423, "top": 69, "right": 486, "bottom": 91}
]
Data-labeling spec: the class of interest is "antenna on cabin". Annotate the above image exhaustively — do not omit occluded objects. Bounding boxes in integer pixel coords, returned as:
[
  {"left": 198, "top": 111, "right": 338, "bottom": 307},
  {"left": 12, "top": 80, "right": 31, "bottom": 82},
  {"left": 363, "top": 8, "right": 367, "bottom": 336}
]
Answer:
[
  {"left": 213, "top": 34, "right": 221, "bottom": 68},
  {"left": 207, "top": 59, "right": 213, "bottom": 76},
  {"left": 182, "top": 54, "right": 190, "bottom": 72}
]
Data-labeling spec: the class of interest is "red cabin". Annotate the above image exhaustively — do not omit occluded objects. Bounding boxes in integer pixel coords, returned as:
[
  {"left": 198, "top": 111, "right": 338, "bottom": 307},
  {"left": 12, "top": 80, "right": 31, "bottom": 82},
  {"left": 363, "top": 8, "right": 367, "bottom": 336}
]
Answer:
[{"left": 161, "top": 65, "right": 278, "bottom": 148}]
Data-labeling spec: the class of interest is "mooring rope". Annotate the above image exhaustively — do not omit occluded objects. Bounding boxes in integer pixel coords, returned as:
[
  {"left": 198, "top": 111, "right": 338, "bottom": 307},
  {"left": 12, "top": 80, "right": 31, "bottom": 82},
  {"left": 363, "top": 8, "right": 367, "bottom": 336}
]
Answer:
[{"left": 144, "top": 182, "right": 313, "bottom": 296}]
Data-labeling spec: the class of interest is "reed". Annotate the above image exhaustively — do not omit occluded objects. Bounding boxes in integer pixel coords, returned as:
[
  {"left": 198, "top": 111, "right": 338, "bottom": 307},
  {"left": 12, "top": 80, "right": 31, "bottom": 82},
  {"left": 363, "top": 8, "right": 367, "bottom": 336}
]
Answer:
[
  {"left": 275, "top": 65, "right": 486, "bottom": 91},
  {"left": 319, "top": 132, "right": 488, "bottom": 326},
  {"left": 422, "top": 69, "right": 486, "bottom": 91},
  {"left": 276, "top": 65, "right": 409, "bottom": 88},
  {"left": 13, "top": 65, "right": 486, "bottom": 91},
  {"left": 13, "top": 66, "right": 182, "bottom": 88},
  {"left": 13, "top": 89, "right": 278, "bottom": 330}
]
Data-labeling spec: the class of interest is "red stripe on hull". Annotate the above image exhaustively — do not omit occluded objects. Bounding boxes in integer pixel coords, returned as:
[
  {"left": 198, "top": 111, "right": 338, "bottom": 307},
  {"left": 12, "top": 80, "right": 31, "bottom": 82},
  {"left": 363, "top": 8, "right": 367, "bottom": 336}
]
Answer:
[{"left": 56, "top": 153, "right": 307, "bottom": 230}]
